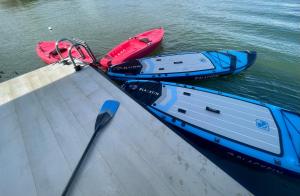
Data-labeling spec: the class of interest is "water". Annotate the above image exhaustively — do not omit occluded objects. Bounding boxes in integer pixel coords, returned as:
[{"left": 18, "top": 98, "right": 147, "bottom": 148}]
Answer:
[{"left": 0, "top": 0, "right": 299, "bottom": 195}]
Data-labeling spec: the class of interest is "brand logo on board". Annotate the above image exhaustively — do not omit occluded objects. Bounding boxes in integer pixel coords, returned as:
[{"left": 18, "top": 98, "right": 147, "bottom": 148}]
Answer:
[
  {"left": 138, "top": 87, "right": 160, "bottom": 96},
  {"left": 114, "top": 65, "right": 141, "bottom": 70},
  {"left": 256, "top": 119, "right": 270, "bottom": 131}
]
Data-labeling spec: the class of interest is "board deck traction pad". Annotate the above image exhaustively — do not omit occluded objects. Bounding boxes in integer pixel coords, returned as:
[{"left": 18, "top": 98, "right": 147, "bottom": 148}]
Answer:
[
  {"left": 155, "top": 84, "right": 280, "bottom": 154},
  {"left": 123, "top": 80, "right": 300, "bottom": 174},
  {"left": 108, "top": 50, "right": 256, "bottom": 80},
  {"left": 140, "top": 53, "right": 215, "bottom": 74}
]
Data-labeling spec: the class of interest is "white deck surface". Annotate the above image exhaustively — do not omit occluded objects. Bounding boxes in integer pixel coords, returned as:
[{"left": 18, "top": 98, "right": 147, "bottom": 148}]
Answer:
[
  {"left": 154, "top": 85, "right": 280, "bottom": 154},
  {"left": 0, "top": 62, "right": 251, "bottom": 196},
  {"left": 140, "top": 53, "right": 214, "bottom": 74}
]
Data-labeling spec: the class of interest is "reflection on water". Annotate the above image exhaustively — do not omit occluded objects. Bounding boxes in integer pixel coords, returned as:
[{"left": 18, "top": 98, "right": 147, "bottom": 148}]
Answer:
[
  {"left": 0, "top": 0, "right": 38, "bottom": 8},
  {"left": 0, "top": 0, "right": 299, "bottom": 195}
]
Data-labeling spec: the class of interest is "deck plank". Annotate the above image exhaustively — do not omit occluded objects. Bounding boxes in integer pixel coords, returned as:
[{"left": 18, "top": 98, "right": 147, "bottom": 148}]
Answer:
[
  {"left": 8, "top": 75, "right": 77, "bottom": 196},
  {"left": 0, "top": 112, "right": 37, "bottom": 196},
  {"left": 0, "top": 81, "right": 15, "bottom": 119},
  {"left": 0, "top": 63, "right": 251, "bottom": 196},
  {"left": 84, "top": 68, "right": 247, "bottom": 195},
  {"left": 38, "top": 67, "right": 128, "bottom": 196},
  {"left": 48, "top": 67, "right": 175, "bottom": 196}
]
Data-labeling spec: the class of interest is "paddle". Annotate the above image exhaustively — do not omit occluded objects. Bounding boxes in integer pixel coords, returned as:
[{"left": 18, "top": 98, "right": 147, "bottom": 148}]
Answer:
[{"left": 61, "top": 100, "right": 120, "bottom": 196}]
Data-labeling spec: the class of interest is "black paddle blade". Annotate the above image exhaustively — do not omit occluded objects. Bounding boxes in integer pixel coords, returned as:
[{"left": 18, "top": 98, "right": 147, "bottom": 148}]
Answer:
[{"left": 94, "top": 100, "right": 120, "bottom": 132}]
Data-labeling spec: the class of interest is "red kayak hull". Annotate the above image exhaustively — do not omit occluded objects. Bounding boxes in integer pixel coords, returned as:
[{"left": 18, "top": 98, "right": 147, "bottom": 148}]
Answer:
[
  {"left": 100, "top": 27, "right": 164, "bottom": 70},
  {"left": 36, "top": 41, "right": 93, "bottom": 64},
  {"left": 36, "top": 28, "right": 164, "bottom": 69}
]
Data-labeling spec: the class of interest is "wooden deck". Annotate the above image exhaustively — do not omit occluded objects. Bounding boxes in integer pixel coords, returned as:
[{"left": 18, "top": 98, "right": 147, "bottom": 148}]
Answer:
[{"left": 0, "top": 62, "right": 251, "bottom": 196}]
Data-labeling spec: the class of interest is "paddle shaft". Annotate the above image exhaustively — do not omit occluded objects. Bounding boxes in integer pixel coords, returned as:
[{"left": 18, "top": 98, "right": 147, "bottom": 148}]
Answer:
[{"left": 61, "top": 112, "right": 111, "bottom": 196}]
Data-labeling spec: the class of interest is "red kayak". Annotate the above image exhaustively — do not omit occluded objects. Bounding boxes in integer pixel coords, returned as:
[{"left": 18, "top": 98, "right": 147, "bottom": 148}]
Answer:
[
  {"left": 36, "top": 27, "right": 164, "bottom": 69},
  {"left": 36, "top": 41, "right": 93, "bottom": 64},
  {"left": 100, "top": 27, "right": 164, "bottom": 69}
]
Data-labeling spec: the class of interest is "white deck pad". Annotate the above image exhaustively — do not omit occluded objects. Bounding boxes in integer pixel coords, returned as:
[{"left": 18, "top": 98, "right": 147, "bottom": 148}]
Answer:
[
  {"left": 140, "top": 53, "right": 215, "bottom": 74},
  {"left": 154, "top": 85, "right": 281, "bottom": 154}
]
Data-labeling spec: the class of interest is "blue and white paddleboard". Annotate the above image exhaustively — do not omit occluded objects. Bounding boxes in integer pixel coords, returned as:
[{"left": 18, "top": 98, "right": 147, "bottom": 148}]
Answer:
[
  {"left": 123, "top": 80, "right": 300, "bottom": 175},
  {"left": 108, "top": 50, "right": 256, "bottom": 80}
]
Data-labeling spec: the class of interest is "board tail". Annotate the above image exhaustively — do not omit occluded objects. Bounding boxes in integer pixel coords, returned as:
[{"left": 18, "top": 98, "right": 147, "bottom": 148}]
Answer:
[
  {"left": 282, "top": 110, "right": 300, "bottom": 160},
  {"left": 246, "top": 51, "right": 257, "bottom": 68}
]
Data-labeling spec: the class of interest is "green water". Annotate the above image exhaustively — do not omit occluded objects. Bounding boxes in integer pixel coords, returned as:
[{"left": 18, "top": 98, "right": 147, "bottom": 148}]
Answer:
[{"left": 0, "top": 0, "right": 299, "bottom": 195}]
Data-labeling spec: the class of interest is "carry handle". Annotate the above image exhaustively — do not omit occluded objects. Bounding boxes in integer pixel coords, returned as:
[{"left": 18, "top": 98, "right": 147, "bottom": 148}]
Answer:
[
  {"left": 173, "top": 61, "right": 183, "bottom": 64},
  {"left": 206, "top": 106, "right": 220, "bottom": 114}
]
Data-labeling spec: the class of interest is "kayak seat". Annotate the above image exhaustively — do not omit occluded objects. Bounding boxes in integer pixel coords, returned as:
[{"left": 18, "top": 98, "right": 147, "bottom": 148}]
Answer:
[
  {"left": 39, "top": 46, "right": 46, "bottom": 52},
  {"left": 139, "top": 38, "right": 151, "bottom": 43},
  {"left": 48, "top": 48, "right": 68, "bottom": 57}
]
